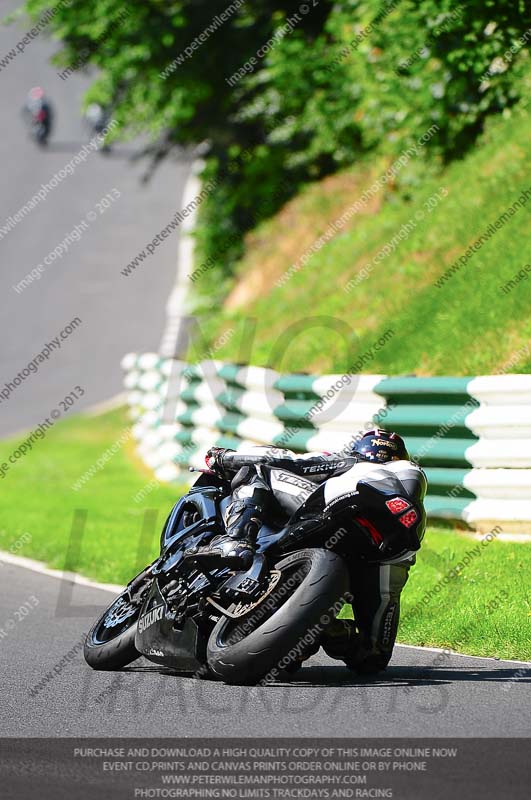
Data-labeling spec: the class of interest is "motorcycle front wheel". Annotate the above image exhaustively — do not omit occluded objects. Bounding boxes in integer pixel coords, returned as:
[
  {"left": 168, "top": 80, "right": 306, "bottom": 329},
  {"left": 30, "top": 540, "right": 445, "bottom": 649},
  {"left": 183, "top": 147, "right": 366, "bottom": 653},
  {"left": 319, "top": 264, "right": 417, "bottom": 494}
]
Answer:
[
  {"left": 206, "top": 548, "right": 349, "bottom": 685},
  {"left": 84, "top": 567, "right": 152, "bottom": 670}
]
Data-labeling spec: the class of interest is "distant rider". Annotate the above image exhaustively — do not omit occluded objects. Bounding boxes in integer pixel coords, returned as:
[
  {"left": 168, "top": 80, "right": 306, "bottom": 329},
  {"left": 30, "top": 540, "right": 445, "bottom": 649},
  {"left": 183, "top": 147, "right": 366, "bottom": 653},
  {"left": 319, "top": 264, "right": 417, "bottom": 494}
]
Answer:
[{"left": 23, "top": 87, "right": 53, "bottom": 143}]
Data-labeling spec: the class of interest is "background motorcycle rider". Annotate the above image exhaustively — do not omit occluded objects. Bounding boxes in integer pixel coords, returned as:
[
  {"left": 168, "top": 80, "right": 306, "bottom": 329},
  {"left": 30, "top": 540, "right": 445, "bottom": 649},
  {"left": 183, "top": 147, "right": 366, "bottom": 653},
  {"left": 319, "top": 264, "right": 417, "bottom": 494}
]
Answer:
[
  {"left": 84, "top": 102, "right": 112, "bottom": 151},
  {"left": 23, "top": 86, "right": 53, "bottom": 145}
]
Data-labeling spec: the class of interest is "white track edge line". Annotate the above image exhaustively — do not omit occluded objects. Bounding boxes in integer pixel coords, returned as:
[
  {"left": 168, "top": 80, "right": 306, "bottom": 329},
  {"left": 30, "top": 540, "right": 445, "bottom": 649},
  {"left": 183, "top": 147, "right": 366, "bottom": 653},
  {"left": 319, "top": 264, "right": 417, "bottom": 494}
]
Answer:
[
  {"left": 396, "top": 643, "right": 531, "bottom": 666},
  {"left": 0, "top": 551, "right": 124, "bottom": 594},
  {"left": 159, "top": 159, "right": 203, "bottom": 358},
  {"left": 81, "top": 392, "right": 129, "bottom": 417},
  {"left": 2, "top": 393, "right": 129, "bottom": 442},
  {"left": 469, "top": 532, "right": 531, "bottom": 543}
]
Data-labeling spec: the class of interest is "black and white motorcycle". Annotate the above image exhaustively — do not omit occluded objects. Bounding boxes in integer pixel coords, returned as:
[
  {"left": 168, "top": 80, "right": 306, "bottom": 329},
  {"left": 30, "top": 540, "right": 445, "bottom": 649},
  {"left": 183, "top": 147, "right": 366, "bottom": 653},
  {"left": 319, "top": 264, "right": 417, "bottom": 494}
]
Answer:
[{"left": 84, "top": 460, "right": 426, "bottom": 685}]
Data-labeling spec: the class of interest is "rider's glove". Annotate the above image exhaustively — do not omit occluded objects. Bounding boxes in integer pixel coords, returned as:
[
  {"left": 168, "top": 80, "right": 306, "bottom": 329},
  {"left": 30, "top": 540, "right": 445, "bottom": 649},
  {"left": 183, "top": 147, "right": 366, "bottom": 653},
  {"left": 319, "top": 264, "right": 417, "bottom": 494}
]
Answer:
[{"left": 205, "top": 446, "right": 229, "bottom": 472}]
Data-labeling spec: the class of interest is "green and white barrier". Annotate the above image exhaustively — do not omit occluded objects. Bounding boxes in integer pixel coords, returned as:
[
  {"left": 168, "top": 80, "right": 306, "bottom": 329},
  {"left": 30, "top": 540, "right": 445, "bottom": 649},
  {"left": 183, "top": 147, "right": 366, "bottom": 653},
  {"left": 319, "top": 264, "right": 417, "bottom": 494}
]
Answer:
[{"left": 122, "top": 354, "right": 531, "bottom": 532}]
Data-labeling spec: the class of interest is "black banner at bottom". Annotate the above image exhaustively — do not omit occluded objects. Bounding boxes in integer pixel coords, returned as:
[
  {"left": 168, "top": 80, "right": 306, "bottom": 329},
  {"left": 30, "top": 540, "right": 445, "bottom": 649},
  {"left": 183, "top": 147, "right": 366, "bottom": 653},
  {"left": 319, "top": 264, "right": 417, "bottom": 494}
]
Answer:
[{"left": 0, "top": 738, "right": 529, "bottom": 800}]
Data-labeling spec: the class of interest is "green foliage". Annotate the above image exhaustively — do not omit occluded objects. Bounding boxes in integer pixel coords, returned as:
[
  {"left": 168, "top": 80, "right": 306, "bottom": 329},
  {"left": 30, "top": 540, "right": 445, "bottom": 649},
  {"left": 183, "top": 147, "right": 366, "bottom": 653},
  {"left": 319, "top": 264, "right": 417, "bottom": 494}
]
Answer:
[
  {"left": 22, "top": 0, "right": 531, "bottom": 285},
  {"left": 196, "top": 0, "right": 531, "bottom": 281},
  {"left": 340, "top": 0, "right": 531, "bottom": 159}
]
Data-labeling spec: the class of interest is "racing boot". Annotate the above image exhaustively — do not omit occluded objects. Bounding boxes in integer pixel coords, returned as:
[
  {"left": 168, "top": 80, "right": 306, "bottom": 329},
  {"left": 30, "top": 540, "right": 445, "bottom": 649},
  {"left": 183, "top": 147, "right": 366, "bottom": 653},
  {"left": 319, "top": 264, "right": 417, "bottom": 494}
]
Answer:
[
  {"left": 321, "top": 619, "right": 389, "bottom": 675},
  {"left": 206, "top": 497, "right": 265, "bottom": 563},
  {"left": 321, "top": 618, "right": 358, "bottom": 660},
  {"left": 285, "top": 620, "right": 358, "bottom": 678},
  {"left": 185, "top": 473, "right": 270, "bottom": 567}
]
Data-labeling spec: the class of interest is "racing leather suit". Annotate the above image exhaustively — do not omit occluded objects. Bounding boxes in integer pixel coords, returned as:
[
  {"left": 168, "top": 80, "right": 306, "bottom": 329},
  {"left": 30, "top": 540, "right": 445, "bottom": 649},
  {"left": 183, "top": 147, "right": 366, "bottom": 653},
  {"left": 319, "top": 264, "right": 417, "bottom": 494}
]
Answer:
[{"left": 212, "top": 446, "right": 424, "bottom": 674}]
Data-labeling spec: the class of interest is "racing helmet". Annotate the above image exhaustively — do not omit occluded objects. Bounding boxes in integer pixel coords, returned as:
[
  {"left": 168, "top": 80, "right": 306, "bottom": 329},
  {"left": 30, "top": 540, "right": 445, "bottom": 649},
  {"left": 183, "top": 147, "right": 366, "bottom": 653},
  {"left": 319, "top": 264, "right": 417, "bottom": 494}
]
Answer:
[{"left": 352, "top": 428, "right": 409, "bottom": 463}]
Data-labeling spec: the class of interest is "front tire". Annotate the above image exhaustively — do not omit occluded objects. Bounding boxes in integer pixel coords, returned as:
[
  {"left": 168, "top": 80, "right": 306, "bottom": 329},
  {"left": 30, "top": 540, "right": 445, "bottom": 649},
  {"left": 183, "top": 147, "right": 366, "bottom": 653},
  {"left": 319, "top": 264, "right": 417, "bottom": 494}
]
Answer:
[
  {"left": 84, "top": 572, "right": 152, "bottom": 670},
  {"left": 206, "top": 548, "right": 349, "bottom": 685}
]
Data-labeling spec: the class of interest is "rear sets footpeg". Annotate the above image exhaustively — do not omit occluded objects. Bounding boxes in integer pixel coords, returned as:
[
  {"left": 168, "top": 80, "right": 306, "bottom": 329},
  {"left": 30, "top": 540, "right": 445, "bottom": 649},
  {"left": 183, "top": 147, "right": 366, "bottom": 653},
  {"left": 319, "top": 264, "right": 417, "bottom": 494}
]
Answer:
[{"left": 206, "top": 570, "right": 282, "bottom": 619}]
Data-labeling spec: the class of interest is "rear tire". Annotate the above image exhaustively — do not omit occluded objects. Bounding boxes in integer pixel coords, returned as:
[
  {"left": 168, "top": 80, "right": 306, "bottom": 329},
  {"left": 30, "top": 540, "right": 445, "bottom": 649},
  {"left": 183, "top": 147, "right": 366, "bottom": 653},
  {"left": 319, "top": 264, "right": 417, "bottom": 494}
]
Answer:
[{"left": 206, "top": 548, "right": 349, "bottom": 685}]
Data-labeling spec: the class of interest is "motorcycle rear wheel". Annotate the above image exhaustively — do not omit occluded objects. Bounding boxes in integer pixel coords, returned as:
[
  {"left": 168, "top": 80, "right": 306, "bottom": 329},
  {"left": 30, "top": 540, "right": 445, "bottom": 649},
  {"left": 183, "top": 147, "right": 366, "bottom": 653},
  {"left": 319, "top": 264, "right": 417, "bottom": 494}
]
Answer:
[{"left": 206, "top": 548, "right": 349, "bottom": 685}]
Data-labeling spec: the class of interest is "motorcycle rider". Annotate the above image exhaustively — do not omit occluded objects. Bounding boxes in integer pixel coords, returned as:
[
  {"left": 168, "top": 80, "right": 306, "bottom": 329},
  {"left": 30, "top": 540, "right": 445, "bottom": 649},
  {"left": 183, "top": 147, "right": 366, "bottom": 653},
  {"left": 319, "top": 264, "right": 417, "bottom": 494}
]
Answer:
[
  {"left": 203, "top": 429, "right": 426, "bottom": 675},
  {"left": 84, "top": 102, "right": 112, "bottom": 151},
  {"left": 23, "top": 87, "right": 53, "bottom": 144}
]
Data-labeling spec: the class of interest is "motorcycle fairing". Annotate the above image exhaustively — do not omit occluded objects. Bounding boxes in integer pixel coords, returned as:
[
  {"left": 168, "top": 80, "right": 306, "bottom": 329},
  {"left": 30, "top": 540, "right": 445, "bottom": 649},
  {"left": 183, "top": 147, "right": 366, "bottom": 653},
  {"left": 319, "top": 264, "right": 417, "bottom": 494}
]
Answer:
[
  {"left": 160, "top": 488, "right": 223, "bottom": 551},
  {"left": 322, "top": 460, "right": 426, "bottom": 506},
  {"left": 274, "top": 460, "right": 427, "bottom": 560},
  {"left": 135, "top": 579, "right": 204, "bottom": 670}
]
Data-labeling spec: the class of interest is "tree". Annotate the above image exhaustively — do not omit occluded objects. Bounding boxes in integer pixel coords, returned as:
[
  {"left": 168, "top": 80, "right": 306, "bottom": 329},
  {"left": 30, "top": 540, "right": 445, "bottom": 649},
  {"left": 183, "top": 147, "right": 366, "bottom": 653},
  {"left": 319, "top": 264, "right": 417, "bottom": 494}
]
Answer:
[{"left": 21, "top": 0, "right": 531, "bottom": 284}]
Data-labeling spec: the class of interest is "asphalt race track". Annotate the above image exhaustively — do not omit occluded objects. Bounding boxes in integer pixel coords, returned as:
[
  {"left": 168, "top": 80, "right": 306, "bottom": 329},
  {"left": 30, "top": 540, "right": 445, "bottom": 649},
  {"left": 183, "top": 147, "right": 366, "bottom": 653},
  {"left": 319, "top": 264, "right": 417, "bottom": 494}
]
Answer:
[
  {"left": 1, "top": 559, "right": 530, "bottom": 737},
  {"left": 0, "top": 1, "right": 191, "bottom": 438}
]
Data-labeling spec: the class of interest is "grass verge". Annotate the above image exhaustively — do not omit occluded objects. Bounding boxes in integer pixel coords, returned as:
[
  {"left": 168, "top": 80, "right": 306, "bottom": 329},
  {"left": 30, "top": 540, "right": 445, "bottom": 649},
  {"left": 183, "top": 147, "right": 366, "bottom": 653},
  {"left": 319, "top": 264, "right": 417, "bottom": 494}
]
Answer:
[{"left": 0, "top": 408, "right": 183, "bottom": 585}]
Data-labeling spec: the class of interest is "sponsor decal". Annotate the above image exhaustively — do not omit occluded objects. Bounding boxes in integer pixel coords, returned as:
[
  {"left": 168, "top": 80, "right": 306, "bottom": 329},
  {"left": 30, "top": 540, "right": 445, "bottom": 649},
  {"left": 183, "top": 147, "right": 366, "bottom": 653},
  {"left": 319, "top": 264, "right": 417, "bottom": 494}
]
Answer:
[
  {"left": 381, "top": 602, "right": 397, "bottom": 647},
  {"left": 276, "top": 471, "right": 313, "bottom": 490},
  {"left": 138, "top": 604, "right": 164, "bottom": 634},
  {"left": 324, "top": 490, "right": 359, "bottom": 512},
  {"left": 372, "top": 437, "right": 397, "bottom": 449},
  {"left": 302, "top": 460, "right": 345, "bottom": 474}
]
